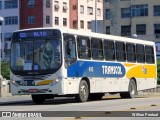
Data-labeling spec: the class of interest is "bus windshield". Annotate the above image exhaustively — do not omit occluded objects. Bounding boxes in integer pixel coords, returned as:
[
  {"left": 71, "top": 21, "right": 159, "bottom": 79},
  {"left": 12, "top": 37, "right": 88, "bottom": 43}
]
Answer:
[{"left": 11, "top": 39, "right": 62, "bottom": 74}]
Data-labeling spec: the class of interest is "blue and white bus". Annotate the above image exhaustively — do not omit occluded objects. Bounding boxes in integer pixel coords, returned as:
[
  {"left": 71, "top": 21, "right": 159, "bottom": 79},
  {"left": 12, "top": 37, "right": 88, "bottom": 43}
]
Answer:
[{"left": 10, "top": 28, "right": 157, "bottom": 103}]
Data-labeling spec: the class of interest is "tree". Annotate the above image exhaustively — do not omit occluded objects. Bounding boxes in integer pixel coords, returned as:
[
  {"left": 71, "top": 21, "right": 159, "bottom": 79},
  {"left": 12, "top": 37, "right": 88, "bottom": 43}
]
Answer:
[{"left": 1, "top": 61, "right": 10, "bottom": 80}]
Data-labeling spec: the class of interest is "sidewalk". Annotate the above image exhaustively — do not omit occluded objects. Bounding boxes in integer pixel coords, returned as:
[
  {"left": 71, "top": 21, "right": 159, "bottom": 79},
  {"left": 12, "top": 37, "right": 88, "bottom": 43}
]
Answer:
[{"left": 0, "top": 95, "right": 32, "bottom": 104}]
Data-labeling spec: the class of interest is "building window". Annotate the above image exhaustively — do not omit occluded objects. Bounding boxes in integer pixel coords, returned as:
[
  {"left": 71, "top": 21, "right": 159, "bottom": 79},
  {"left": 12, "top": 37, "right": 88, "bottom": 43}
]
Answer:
[
  {"left": 80, "top": 5, "right": 84, "bottom": 14},
  {"left": 0, "top": 1, "right": 2, "bottom": 9},
  {"left": 97, "top": 8, "right": 101, "bottom": 16},
  {"left": 131, "top": 4, "right": 148, "bottom": 17},
  {"left": 46, "top": 0, "right": 51, "bottom": 8},
  {"left": 54, "top": 1, "right": 59, "bottom": 11},
  {"left": 105, "top": 9, "right": 110, "bottom": 19},
  {"left": 5, "top": 0, "right": 18, "bottom": 9},
  {"left": 106, "top": 26, "right": 110, "bottom": 34},
  {"left": 63, "top": 18, "right": 67, "bottom": 26},
  {"left": 136, "top": 24, "right": 146, "bottom": 35},
  {"left": 80, "top": 20, "right": 84, "bottom": 29},
  {"left": 154, "top": 24, "right": 160, "bottom": 38},
  {"left": 46, "top": 16, "right": 50, "bottom": 24},
  {"left": 87, "top": 7, "right": 93, "bottom": 15},
  {"left": 73, "top": 5, "right": 77, "bottom": 10},
  {"left": 73, "top": 21, "right": 77, "bottom": 28},
  {"left": 121, "top": 25, "right": 131, "bottom": 37},
  {"left": 5, "top": 16, "right": 18, "bottom": 25},
  {"left": 154, "top": 5, "right": 160, "bottom": 16},
  {"left": 55, "top": 17, "right": 59, "bottom": 25},
  {"left": 63, "top": 2, "right": 67, "bottom": 12},
  {"left": 87, "top": 21, "right": 91, "bottom": 29},
  {"left": 28, "top": 0, "right": 35, "bottom": 7},
  {"left": 121, "top": 8, "right": 130, "bottom": 18},
  {"left": 28, "top": 16, "right": 35, "bottom": 24}
]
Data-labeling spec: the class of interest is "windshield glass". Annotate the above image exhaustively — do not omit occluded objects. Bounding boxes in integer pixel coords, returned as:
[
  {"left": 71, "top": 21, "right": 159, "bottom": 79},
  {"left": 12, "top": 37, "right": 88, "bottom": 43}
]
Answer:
[{"left": 11, "top": 39, "right": 62, "bottom": 73}]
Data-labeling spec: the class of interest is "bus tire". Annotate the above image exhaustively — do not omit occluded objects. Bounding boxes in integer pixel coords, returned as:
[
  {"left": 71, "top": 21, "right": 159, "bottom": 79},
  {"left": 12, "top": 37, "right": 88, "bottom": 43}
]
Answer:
[
  {"left": 75, "top": 80, "right": 89, "bottom": 102},
  {"left": 31, "top": 95, "right": 45, "bottom": 104},
  {"left": 89, "top": 93, "right": 104, "bottom": 100},
  {"left": 120, "top": 79, "right": 136, "bottom": 99}
]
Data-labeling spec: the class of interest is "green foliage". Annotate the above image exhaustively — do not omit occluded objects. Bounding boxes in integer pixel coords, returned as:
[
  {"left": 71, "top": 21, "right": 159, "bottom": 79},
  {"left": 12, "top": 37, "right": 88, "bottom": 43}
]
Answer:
[
  {"left": 1, "top": 61, "right": 10, "bottom": 80},
  {"left": 157, "top": 58, "right": 160, "bottom": 85}
]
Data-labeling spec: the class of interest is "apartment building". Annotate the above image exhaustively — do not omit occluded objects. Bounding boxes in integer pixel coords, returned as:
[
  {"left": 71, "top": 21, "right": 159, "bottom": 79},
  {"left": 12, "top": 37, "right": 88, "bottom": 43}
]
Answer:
[
  {"left": 20, "top": 0, "right": 103, "bottom": 31},
  {"left": 0, "top": 0, "right": 19, "bottom": 61},
  {"left": 104, "top": 0, "right": 160, "bottom": 42},
  {"left": 20, "top": 0, "right": 70, "bottom": 29},
  {"left": 70, "top": 0, "right": 103, "bottom": 32}
]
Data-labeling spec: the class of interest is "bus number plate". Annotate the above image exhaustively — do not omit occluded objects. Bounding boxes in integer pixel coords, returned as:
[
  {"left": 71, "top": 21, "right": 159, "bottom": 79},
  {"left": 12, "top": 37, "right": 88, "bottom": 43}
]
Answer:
[{"left": 20, "top": 80, "right": 35, "bottom": 86}]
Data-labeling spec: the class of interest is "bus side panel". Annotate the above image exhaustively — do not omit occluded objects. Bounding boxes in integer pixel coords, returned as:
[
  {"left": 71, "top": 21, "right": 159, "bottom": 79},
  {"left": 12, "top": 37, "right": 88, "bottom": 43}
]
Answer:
[
  {"left": 125, "top": 63, "right": 157, "bottom": 91},
  {"left": 102, "top": 78, "right": 123, "bottom": 92}
]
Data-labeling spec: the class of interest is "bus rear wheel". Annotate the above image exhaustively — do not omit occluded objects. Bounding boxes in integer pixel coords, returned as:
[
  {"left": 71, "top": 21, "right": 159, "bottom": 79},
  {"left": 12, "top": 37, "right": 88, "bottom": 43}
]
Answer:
[
  {"left": 31, "top": 94, "right": 45, "bottom": 104},
  {"left": 120, "top": 79, "right": 137, "bottom": 99},
  {"left": 75, "top": 80, "right": 89, "bottom": 102}
]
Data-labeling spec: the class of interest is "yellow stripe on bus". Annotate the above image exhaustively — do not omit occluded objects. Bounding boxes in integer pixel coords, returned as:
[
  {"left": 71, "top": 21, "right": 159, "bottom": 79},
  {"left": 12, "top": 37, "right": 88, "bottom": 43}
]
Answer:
[{"left": 126, "top": 65, "right": 156, "bottom": 78}]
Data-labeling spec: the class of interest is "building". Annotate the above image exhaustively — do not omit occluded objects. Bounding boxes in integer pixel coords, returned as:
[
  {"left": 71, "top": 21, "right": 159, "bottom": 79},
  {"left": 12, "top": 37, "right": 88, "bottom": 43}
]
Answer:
[
  {"left": 104, "top": 0, "right": 160, "bottom": 42},
  {"left": 20, "top": 0, "right": 70, "bottom": 29},
  {"left": 70, "top": 0, "right": 103, "bottom": 32},
  {"left": 0, "top": 0, "right": 20, "bottom": 61},
  {"left": 20, "top": 0, "right": 103, "bottom": 32}
]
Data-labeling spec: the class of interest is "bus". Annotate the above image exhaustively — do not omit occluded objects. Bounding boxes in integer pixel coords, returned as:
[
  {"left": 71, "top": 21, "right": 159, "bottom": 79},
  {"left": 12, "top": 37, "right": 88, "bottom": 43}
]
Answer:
[{"left": 10, "top": 28, "right": 157, "bottom": 104}]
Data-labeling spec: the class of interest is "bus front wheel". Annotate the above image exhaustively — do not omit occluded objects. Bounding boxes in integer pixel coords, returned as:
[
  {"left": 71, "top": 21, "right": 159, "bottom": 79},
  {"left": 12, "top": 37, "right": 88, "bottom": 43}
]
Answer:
[
  {"left": 75, "top": 80, "right": 89, "bottom": 102},
  {"left": 31, "top": 94, "right": 45, "bottom": 104}
]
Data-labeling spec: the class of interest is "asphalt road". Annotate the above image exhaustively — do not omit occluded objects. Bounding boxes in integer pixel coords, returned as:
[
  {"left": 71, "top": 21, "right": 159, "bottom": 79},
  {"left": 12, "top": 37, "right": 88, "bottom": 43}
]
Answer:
[{"left": 0, "top": 94, "right": 160, "bottom": 120}]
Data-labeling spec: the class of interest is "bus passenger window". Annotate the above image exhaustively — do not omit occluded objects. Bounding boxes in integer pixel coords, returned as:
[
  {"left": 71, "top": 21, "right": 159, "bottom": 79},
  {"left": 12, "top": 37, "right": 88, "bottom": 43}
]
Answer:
[
  {"left": 64, "top": 34, "right": 77, "bottom": 67},
  {"left": 77, "top": 36, "right": 91, "bottom": 59},
  {"left": 145, "top": 46, "right": 155, "bottom": 64},
  {"left": 91, "top": 38, "right": 103, "bottom": 60},
  {"left": 126, "top": 43, "right": 136, "bottom": 62},
  {"left": 136, "top": 44, "right": 145, "bottom": 63},
  {"left": 115, "top": 42, "right": 126, "bottom": 61},
  {"left": 104, "top": 40, "right": 115, "bottom": 61}
]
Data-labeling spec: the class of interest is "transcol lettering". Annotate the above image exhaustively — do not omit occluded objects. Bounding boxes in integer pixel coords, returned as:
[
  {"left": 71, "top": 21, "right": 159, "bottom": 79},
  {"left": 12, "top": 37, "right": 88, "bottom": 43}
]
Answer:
[{"left": 102, "top": 66, "right": 122, "bottom": 75}]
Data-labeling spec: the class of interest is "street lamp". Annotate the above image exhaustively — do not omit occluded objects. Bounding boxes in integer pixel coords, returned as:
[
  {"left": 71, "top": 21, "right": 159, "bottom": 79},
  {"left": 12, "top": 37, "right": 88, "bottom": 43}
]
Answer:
[{"left": 0, "top": 16, "right": 4, "bottom": 77}]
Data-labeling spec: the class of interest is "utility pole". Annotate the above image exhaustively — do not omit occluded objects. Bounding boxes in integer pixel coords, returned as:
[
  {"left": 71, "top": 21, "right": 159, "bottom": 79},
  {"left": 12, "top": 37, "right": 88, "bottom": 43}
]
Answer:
[
  {"left": 110, "top": 0, "right": 119, "bottom": 36},
  {"left": 95, "top": 0, "right": 97, "bottom": 33},
  {"left": 0, "top": 16, "right": 4, "bottom": 97},
  {"left": 0, "top": 16, "right": 4, "bottom": 76}
]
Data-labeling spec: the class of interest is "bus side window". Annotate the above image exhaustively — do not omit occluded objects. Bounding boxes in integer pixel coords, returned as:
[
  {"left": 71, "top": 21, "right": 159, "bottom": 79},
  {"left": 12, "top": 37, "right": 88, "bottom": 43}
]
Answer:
[
  {"left": 126, "top": 43, "right": 136, "bottom": 62},
  {"left": 77, "top": 36, "right": 91, "bottom": 59},
  {"left": 136, "top": 44, "right": 145, "bottom": 63},
  {"left": 145, "top": 46, "right": 155, "bottom": 64},
  {"left": 115, "top": 42, "right": 126, "bottom": 61},
  {"left": 91, "top": 38, "right": 103, "bottom": 60},
  {"left": 64, "top": 34, "right": 77, "bottom": 67},
  {"left": 104, "top": 40, "right": 115, "bottom": 61}
]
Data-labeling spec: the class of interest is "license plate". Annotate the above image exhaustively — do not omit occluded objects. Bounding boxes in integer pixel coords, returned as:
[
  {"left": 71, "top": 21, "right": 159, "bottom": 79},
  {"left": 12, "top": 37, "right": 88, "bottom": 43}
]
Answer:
[{"left": 29, "top": 89, "right": 38, "bottom": 93}]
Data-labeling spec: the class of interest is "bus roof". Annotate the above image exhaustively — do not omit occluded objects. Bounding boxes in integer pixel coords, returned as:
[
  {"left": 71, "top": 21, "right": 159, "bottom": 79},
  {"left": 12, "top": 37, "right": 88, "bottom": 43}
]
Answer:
[{"left": 14, "top": 27, "right": 155, "bottom": 46}]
